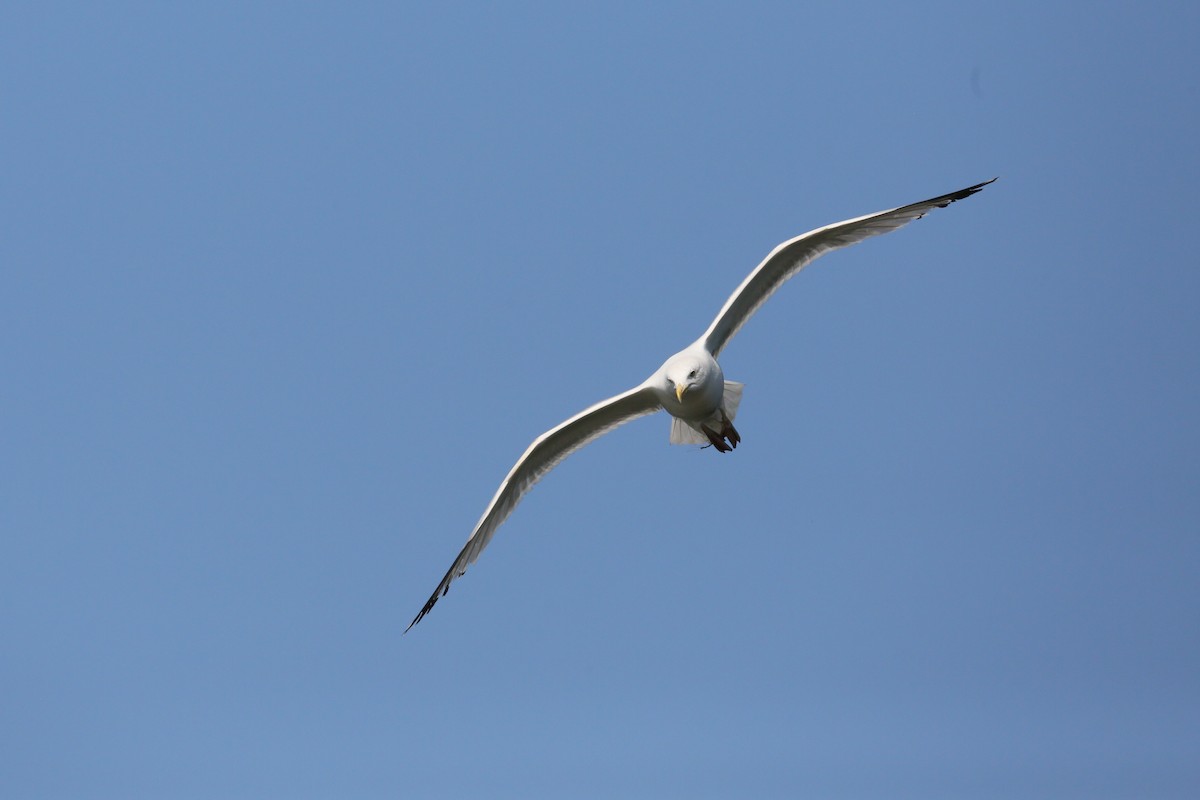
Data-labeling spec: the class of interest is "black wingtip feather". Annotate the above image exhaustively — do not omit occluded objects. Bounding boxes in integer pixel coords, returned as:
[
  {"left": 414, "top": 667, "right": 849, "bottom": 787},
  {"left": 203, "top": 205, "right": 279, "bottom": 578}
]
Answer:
[
  {"left": 404, "top": 587, "right": 445, "bottom": 634},
  {"left": 893, "top": 177, "right": 998, "bottom": 222},
  {"left": 961, "top": 176, "right": 998, "bottom": 196},
  {"left": 937, "top": 177, "right": 997, "bottom": 206}
]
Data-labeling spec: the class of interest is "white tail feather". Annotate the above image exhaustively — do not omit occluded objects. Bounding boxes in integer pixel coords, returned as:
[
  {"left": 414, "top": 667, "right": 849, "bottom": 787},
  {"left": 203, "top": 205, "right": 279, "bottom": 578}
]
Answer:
[
  {"left": 670, "top": 417, "right": 710, "bottom": 445},
  {"left": 723, "top": 381, "right": 744, "bottom": 420}
]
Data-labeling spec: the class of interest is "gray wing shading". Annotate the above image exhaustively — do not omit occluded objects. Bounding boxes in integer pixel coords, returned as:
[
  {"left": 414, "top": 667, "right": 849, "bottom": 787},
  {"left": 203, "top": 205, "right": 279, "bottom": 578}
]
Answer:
[
  {"left": 700, "top": 178, "right": 996, "bottom": 357},
  {"left": 406, "top": 383, "right": 661, "bottom": 631}
]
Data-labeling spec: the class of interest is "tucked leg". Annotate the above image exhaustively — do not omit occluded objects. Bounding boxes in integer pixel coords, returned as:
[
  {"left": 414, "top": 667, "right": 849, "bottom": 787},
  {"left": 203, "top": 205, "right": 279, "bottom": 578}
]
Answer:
[
  {"left": 722, "top": 418, "right": 741, "bottom": 448},
  {"left": 701, "top": 425, "right": 732, "bottom": 453},
  {"left": 701, "top": 411, "right": 740, "bottom": 453}
]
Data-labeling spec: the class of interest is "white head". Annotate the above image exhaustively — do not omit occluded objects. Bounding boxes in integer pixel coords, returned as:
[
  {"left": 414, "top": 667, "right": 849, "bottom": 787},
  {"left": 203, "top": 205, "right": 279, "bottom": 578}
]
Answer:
[{"left": 662, "top": 350, "right": 714, "bottom": 404}]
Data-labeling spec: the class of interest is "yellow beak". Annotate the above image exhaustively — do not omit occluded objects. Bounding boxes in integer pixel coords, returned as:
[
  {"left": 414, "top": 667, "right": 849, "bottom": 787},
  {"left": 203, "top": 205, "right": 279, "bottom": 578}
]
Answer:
[{"left": 675, "top": 384, "right": 687, "bottom": 403}]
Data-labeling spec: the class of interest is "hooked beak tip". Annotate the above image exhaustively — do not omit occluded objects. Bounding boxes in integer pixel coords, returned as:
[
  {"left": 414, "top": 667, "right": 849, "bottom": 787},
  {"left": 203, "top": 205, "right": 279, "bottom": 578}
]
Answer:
[{"left": 675, "top": 384, "right": 687, "bottom": 403}]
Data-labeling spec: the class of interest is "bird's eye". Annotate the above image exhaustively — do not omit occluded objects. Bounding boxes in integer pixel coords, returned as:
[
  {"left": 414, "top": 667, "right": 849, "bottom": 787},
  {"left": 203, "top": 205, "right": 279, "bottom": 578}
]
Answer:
[{"left": 688, "top": 369, "right": 697, "bottom": 379}]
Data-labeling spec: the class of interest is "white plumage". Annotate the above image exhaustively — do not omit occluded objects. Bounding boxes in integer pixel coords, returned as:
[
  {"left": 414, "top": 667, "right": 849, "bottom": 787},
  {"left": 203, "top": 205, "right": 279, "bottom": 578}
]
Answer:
[{"left": 408, "top": 178, "right": 995, "bottom": 630}]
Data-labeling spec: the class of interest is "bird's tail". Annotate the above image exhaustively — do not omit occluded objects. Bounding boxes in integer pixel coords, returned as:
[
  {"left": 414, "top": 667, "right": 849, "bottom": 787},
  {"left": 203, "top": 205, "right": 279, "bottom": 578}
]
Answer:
[
  {"left": 722, "top": 380, "right": 744, "bottom": 421},
  {"left": 670, "top": 417, "right": 710, "bottom": 445},
  {"left": 667, "top": 380, "right": 745, "bottom": 445}
]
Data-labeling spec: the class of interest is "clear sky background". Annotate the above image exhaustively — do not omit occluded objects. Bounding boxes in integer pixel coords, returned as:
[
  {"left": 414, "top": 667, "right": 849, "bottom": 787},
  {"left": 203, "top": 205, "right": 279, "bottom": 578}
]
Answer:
[{"left": 3, "top": 3, "right": 1198, "bottom": 798}]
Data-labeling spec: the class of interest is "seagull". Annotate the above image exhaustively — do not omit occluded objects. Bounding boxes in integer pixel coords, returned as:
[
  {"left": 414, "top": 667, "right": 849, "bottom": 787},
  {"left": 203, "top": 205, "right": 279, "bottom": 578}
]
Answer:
[{"left": 408, "top": 178, "right": 995, "bottom": 630}]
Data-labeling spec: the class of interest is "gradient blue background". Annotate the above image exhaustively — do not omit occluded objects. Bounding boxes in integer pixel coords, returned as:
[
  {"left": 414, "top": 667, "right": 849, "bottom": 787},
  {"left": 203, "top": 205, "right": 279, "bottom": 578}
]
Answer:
[{"left": 3, "top": 3, "right": 1198, "bottom": 798}]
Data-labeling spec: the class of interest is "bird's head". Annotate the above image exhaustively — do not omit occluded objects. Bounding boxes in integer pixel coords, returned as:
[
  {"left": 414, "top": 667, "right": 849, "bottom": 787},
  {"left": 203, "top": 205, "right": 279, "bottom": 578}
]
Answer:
[{"left": 664, "top": 353, "right": 709, "bottom": 403}]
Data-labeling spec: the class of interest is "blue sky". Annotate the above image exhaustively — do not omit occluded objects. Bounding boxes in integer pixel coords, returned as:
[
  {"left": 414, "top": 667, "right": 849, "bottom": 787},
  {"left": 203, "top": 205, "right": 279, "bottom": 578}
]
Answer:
[{"left": 3, "top": 3, "right": 1198, "bottom": 798}]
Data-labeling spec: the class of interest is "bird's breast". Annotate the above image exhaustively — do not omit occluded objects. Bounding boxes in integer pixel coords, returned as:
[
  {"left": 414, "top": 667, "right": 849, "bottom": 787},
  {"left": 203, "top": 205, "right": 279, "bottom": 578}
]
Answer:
[{"left": 663, "top": 376, "right": 724, "bottom": 421}]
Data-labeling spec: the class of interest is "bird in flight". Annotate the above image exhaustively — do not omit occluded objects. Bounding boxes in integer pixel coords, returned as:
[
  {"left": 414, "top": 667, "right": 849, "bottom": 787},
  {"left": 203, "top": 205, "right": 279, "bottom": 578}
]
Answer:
[{"left": 408, "top": 178, "right": 996, "bottom": 631}]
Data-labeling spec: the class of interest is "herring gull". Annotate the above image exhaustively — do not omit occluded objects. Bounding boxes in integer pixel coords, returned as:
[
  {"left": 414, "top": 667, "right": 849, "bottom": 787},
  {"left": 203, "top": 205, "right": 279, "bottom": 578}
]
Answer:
[{"left": 408, "top": 178, "right": 995, "bottom": 630}]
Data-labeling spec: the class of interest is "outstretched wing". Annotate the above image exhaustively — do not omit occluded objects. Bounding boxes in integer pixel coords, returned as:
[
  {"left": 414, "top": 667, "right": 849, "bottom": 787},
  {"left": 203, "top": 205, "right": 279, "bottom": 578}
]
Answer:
[
  {"left": 407, "top": 383, "right": 661, "bottom": 631},
  {"left": 700, "top": 178, "right": 996, "bottom": 357}
]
